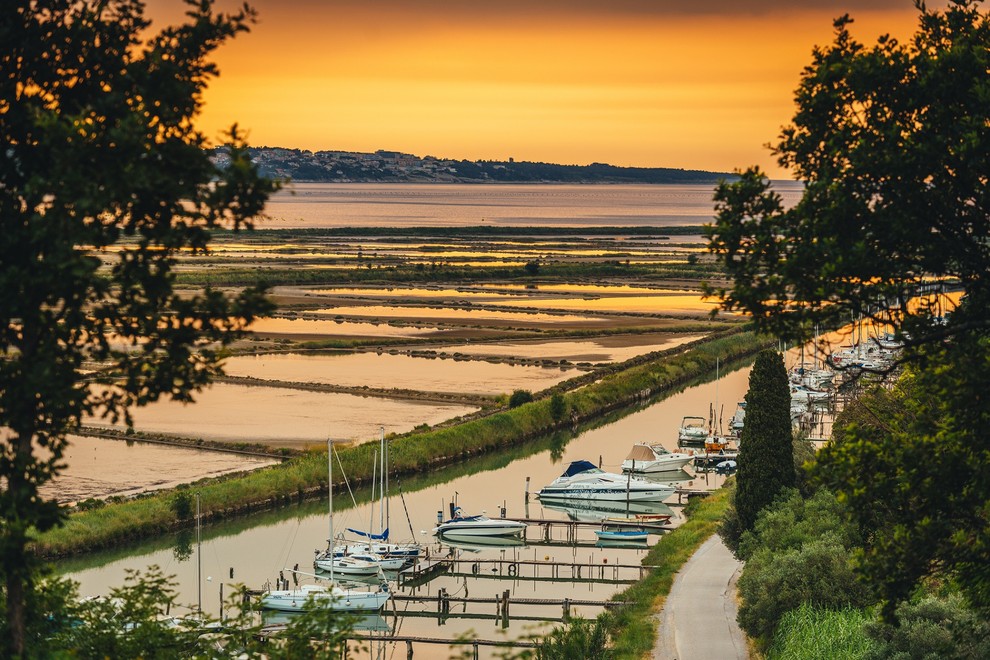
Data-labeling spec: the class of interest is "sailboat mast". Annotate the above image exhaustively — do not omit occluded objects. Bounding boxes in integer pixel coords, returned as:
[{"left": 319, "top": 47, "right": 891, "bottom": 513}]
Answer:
[
  {"left": 196, "top": 492, "right": 201, "bottom": 616},
  {"left": 379, "top": 427, "right": 385, "bottom": 535},
  {"left": 327, "top": 438, "right": 334, "bottom": 582}
]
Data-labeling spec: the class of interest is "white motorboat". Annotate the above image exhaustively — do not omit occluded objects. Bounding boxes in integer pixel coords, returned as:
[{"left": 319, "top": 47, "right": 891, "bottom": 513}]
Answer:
[
  {"left": 260, "top": 583, "right": 391, "bottom": 613},
  {"left": 433, "top": 508, "right": 527, "bottom": 539},
  {"left": 677, "top": 416, "right": 709, "bottom": 444},
  {"left": 621, "top": 444, "right": 693, "bottom": 473},
  {"left": 313, "top": 552, "right": 383, "bottom": 576},
  {"left": 537, "top": 460, "right": 675, "bottom": 502}
]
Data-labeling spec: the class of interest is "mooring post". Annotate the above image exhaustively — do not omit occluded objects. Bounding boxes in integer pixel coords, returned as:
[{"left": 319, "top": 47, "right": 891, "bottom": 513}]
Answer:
[
  {"left": 524, "top": 476, "right": 530, "bottom": 503},
  {"left": 406, "top": 640, "right": 413, "bottom": 659},
  {"left": 473, "top": 641, "right": 479, "bottom": 660},
  {"left": 501, "top": 589, "right": 510, "bottom": 629},
  {"left": 563, "top": 598, "right": 571, "bottom": 620}
]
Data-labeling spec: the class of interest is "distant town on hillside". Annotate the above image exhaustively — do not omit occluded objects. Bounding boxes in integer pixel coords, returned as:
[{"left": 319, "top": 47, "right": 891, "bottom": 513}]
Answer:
[{"left": 211, "top": 146, "right": 733, "bottom": 184}]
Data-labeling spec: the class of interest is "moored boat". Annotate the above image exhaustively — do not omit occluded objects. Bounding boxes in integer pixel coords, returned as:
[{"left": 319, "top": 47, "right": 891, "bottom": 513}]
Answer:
[
  {"left": 537, "top": 460, "right": 675, "bottom": 502},
  {"left": 433, "top": 508, "right": 527, "bottom": 539},
  {"left": 621, "top": 443, "right": 693, "bottom": 473}
]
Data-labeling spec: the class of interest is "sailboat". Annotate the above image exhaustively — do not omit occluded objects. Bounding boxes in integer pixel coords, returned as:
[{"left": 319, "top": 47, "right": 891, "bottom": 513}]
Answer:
[
  {"left": 261, "top": 439, "right": 391, "bottom": 612},
  {"left": 316, "top": 428, "right": 421, "bottom": 571}
]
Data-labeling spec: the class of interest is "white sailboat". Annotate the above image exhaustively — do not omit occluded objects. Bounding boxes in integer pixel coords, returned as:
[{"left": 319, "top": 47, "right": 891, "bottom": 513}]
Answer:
[
  {"left": 315, "top": 428, "right": 421, "bottom": 573},
  {"left": 261, "top": 439, "right": 391, "bottom": 613}
]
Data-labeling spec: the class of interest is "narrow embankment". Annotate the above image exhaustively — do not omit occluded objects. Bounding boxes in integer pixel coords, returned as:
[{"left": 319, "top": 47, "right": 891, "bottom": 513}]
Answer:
[{"left": 35, "top": 329, "right": 770, "bottom": 559}]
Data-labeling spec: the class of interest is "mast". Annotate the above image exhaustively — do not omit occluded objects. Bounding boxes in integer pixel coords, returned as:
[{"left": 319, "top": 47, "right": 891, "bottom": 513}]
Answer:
[
  {"left": 379, "top": 426, "right": 385, "bottom": 536},
  {"left": 327, "top": 438, "right": 334, "bottom": 582},
  {"left": 196, "top": 492, "right": 201, "bottom": 616}
]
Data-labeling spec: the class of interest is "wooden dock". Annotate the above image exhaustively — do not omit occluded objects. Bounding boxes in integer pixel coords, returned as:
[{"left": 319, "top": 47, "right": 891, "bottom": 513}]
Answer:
[{"left": 400, "top": 556, "right": 657, "bottom": 586}]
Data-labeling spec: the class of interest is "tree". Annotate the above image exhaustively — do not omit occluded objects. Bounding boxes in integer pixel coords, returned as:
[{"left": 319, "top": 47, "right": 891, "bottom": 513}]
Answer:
[
  {"left": 705, "top": 0, "right": 990, "bottom": 618},
  {"left": 0, "top": 1, "right": 278, "bottom": 654},
  {"left": 732, "top": 350, "right": 794, "bottom": 536},
  {"left": 706, "top": 0, "right": 990, "bottom": 358}
]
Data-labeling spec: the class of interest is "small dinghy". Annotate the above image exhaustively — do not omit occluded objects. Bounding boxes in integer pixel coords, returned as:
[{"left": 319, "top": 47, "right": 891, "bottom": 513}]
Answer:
[{"left": 594, "top": 529, "right": 649, "bottom": 542}]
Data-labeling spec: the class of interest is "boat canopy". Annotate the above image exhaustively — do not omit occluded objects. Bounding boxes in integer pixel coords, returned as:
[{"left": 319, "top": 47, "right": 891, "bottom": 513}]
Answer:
[
  {"left": 561, "top": 460, "right": 599, "bottom": 477},
  {"left": 346, "top": 527, "right": 389, "bottom": 540},
  {"left": 625, "top": 445, "right": 655, "bottom": 461}
]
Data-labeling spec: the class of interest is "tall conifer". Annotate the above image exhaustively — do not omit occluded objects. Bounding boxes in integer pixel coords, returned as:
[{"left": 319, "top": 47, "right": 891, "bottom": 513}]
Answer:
[{"left": 734, "top": 350, "right": 795, "bottom": 533}]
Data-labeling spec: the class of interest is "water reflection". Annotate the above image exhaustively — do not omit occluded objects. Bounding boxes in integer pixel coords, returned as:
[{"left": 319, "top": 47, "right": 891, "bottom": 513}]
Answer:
[{"left": 537, "top": 499, "right": 676, "bottom": 524}]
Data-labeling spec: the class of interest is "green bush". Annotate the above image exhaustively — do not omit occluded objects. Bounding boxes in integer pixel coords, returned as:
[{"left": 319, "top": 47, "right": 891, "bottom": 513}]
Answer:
[
  {"left": 738, "top": 537, "right": 872, "bottom": 642},
  {"left": 864, "top": 594, "right": 990, "bottom": 660},
  {"left": 508, "top": 389, "right": 534, "bottom": 408},
  {"left": 535, "top": 614, "right": 612, "bottom": 659}
]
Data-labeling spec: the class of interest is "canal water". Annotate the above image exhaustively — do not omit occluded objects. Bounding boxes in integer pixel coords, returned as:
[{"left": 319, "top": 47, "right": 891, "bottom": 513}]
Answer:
[{"left": 62, "top": 360, "right": 754, "bottom": 658}]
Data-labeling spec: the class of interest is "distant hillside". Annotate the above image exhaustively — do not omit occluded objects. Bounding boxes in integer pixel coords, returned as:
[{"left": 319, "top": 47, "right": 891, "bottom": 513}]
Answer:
[{"left": 211, "top": 147, "right": 733, "bottom": 184}]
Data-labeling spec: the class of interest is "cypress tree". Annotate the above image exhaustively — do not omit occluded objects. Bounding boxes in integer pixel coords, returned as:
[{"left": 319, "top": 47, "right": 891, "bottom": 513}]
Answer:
[{"left": 734, "top": 350, "right": 795, "bottom": 533}]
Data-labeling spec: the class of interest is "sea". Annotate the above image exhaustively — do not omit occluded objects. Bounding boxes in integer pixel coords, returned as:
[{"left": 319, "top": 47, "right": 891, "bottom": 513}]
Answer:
[{"left": 259, "top": 181, "right": 804, "bottom": 229}]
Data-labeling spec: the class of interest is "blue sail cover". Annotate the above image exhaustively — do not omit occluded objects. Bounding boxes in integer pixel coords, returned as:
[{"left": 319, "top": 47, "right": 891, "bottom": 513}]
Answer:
[
  {"left": 562, "top": 460, "right": 598, "bottom": 477},
  {"left": 346, "top": 527, "right": 389, "bottom": 540}
]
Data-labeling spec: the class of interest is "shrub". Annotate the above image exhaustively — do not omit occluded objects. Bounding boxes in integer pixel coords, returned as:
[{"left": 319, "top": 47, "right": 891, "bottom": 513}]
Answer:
[
  {"left": 865, "top": 594, "right": 990, "bottom": 660},
  {"left": 738, "top": 537, "right": 871, "bottom": 642},
  {"left": 508, "top": 389, "right": 534, "bottom": 408},
  {"left": 549, "top": 393, "right": 567, "bottom": 422}
]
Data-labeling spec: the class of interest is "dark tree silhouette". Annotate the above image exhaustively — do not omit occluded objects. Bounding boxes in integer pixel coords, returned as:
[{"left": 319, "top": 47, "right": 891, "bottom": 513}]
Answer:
[
  {"left": 0, "top": 1, "right": 277, "bottom": 653},
  {"left": 734, "top": 351, "right": 795, "bottom": 534}
]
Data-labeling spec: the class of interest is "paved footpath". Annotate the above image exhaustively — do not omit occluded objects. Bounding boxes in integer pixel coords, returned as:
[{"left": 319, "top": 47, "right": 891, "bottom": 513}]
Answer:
[{"left": 653, "top": 535, "right": 748, "bottom": 660}]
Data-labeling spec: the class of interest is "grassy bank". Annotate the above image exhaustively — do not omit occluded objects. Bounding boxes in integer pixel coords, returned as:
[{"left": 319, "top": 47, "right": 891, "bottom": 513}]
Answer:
[
  {"left": 607, "top": 487, "right": 732, "bottom": 656},
  {"left": 35, "top": 330, "right": 769, "bottom": 558}
]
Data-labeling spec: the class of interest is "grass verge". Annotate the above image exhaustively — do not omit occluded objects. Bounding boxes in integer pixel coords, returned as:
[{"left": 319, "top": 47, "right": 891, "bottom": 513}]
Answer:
[{"left": 766, "top": 603, "right": 877, "bottom": 659}]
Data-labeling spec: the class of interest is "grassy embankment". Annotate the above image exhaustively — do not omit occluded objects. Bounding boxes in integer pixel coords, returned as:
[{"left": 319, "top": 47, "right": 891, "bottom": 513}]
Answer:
[
  {"left": 35, "top": 330, "right": 769, "bottom": 559},
  {"left": 605, "top": 486, "right": 733, "bottom": 656}
]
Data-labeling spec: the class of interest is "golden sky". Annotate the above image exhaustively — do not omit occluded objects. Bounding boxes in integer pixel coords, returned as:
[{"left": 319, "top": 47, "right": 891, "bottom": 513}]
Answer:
[{"left": 147, "top": 1, "right": 929, "bottom": 178}]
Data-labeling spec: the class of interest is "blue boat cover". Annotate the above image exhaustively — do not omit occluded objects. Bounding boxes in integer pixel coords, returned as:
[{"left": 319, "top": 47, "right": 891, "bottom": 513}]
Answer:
[
  {"left": 346, "top": 527, "right": 389, "bottom": 540},
  {"left": 562, "top": 460, "right": 598, "bottom": 477}
]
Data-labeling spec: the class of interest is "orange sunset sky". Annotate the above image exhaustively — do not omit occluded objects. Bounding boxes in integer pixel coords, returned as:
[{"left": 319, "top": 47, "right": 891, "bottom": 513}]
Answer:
[{"left": 148, "top": 0, "right": 936, "bottom": 178}]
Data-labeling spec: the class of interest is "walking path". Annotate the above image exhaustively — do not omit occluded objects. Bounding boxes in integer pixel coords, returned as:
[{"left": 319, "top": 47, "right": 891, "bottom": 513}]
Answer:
[{"left": 653, "top": 535, "right": 748, "bottom": 659}]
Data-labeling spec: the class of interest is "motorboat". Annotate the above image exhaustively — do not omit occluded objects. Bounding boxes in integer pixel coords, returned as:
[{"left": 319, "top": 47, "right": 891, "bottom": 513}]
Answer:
[
  {"left": 433, "top": 508, "right": 527, "bottom": 540},
  {"left": 260, "top": 583, "right": 391, "bottom": 613},
  {"left": 537, "top": 460, "right": 675, "bottom": 502},
  {"left": 677, "top": 416, "right": 709, "bottom": 445},
  {"left": 314, "top": 551, "right": 389, "bottom": 576},
  {"left": 621, "top": 443, "right": 693, "bottom": 474}
]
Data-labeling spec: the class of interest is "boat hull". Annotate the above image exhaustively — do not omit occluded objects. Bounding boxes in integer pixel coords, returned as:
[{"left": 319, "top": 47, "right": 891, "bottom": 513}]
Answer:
[
  {"left": 537, "top": 485, "right": 673, "bottom": 502},
  {"left": 621, "top": 456, "right": 693, "bottom": 473},
  {"left": 433, "top": 521, "right": 527, "bottom": 539},
  {"left": 260, "top": 586, "right": 390, "bottom": 612}
]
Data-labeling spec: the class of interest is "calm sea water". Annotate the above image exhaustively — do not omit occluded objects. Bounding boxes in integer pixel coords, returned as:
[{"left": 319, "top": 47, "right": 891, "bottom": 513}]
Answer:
[{"left": 260, "top": 182, "right": 804, "bottom": 228}]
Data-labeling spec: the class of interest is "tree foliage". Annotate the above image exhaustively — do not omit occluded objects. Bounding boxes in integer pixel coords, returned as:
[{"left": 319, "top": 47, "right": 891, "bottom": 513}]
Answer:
[
  {"left": 0, "top": 0, "right": 278, "bottom": 653},
  {"left": 814, "top": 336, "right": 990, "bottom": 617},
  {"left": 705, "top": 0, "right": 990, "bottom": 620},
  {"left": 706, "top": 0, "right": 990, "bottom": 355},
  {"left": 732, "top": 350, "right": 794, "bottom": 538}
]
